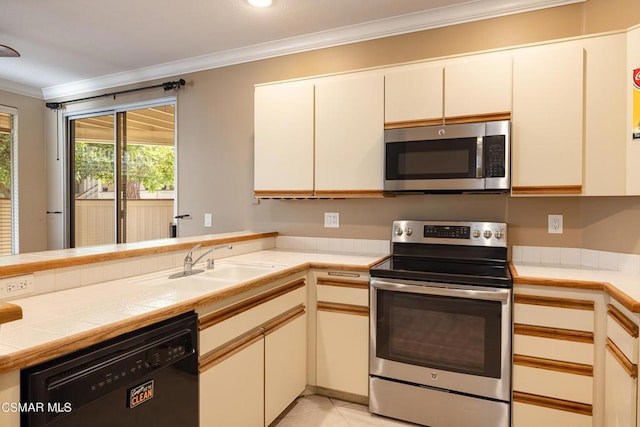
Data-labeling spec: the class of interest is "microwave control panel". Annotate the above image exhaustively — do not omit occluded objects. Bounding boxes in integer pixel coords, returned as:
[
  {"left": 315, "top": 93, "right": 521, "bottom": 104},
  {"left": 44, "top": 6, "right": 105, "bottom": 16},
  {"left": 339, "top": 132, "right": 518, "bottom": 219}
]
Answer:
[{"left": 484, "top": 135, "right": 506, "bottom": 178}]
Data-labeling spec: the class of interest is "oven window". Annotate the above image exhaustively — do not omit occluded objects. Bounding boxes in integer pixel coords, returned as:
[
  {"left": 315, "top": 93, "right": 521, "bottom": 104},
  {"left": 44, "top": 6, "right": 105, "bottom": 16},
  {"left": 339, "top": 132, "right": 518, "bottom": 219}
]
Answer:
[
  {"left": 385, "top": 137, "right": 477, "bottom": 180},
  {"left": 376, "top": 289, "right": 502, "bottom": 378}
]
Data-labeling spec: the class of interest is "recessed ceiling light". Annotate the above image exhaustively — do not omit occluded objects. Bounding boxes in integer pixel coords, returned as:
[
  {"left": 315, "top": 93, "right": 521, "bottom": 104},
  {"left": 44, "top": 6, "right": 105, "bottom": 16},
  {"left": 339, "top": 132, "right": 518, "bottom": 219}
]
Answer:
[
  {"left": 0, "top": 45, "right": 20, "bottom": 58},
  {"left": 247, "top": 0, "right": 272, "bottom": 7}
]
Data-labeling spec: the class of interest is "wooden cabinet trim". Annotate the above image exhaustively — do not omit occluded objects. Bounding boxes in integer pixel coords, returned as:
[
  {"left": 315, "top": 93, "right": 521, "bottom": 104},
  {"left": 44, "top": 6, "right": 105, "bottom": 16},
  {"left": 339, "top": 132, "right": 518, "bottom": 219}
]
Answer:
[
  {"left": 513, "top": 391, "right": 592, "bottom": 416},
  {"left": 313, "top": 190, "right": 385, "bottom": 198},
  {"left": 606, "top": 338, "right": 638, "bottom": 378},
  {"left": 514, "top": 354, "right": 593, "bottom": 377},
  {"left": 514, "top": 323, "right": 594, "bottom": 344},
  {"left": 384, "top": 118, "right": 443, "bottom": 129},
  {"left": 199, "top": 278, "right": 305, "bottom": 331},
  {"left": 512, "top": 185, "right": 583, "bottom": 195},
  {"left": 514, "top": 294, "right": 594, "bottom": 311},
  {"left": 263, "top": 304, "right": 305, "bottom": 336},
  {"left": 317, "top": 302, "right": 369, "bottom": 317},
  {"left": 316, "top": 277, "right": 369, "bottom": 289},
  {"left": 444, "top": 112, "right": 511, "bottom": 124},
  {"left": 200, "top": 304, "right": 305, "bottom": 372},
  {"left": 0, "top": 303, "right": 22, "bottom": 325},
  {"left": 199, "top": 328, "right": 263, "bottom": 373},
  {"left": 607, "top": 304, "right": 639, "bottom": 338},
  {"left": 255, "top": 191, "right": 314, "bottom": 198}
]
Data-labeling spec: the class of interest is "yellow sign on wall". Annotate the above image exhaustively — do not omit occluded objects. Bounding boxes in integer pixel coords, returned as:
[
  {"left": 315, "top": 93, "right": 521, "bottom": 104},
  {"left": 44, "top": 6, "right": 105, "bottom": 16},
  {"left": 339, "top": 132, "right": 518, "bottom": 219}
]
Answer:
[{"left": 634, "top": 68, "right": 640, "bottom": 140}]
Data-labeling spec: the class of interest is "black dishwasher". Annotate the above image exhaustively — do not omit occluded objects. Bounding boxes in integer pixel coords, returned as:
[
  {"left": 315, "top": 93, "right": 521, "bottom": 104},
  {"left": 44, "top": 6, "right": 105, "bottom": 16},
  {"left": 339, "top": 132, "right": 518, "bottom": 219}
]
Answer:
[{"left": 21, "top": 312, "right": 198, "bottom": 427}]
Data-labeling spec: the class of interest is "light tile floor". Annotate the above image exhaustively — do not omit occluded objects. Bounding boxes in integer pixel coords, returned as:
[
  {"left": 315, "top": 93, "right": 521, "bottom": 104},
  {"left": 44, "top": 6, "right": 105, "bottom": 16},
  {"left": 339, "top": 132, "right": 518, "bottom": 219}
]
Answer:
[{"left": 270, "top": 395, "right": 419, "bottom": 427}]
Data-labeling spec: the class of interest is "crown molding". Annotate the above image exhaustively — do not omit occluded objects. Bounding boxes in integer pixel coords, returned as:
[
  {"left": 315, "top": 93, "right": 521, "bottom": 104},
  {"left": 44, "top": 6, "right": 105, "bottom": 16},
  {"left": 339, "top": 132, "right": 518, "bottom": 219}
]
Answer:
[
  {"left": 0, "top": 78, "right": 43, "bottom": 99},
  {"left": 42, "top": 0, "right": 584, "bottom": 100}
]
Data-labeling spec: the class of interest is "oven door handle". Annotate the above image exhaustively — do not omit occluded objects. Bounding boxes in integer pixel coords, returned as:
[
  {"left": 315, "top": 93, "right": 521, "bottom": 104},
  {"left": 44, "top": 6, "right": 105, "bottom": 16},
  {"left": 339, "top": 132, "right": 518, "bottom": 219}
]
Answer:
[{"left": 371, "top": 279, "right": 511, "bottom": 303}]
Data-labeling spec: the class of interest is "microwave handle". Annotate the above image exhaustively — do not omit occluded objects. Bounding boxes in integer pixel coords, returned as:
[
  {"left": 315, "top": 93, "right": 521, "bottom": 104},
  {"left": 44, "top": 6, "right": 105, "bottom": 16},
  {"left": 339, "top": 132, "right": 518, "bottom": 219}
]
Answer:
[{"left": 476, "top": 136, "right": 483, "bottom": 178}]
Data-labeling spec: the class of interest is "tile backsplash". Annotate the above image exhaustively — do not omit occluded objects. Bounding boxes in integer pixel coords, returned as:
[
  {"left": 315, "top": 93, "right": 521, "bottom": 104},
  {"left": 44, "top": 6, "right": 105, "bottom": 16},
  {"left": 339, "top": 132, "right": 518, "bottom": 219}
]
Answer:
[
  {"left": 512, "top": 246, "right": 640, "bottom": 274},
  {"left": 276, "top": 236, "right": 390, "bottom": 255}
]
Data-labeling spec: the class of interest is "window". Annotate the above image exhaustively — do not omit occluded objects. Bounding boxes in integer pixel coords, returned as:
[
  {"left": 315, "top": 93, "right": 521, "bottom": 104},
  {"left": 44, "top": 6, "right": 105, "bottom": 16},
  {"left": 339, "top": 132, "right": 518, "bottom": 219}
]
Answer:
[
  {"left": 0, "top": 106, "right": 18, "bottom": 255},
  {"left": 67, "top": 101, "right": 176, "bottom": 248}
]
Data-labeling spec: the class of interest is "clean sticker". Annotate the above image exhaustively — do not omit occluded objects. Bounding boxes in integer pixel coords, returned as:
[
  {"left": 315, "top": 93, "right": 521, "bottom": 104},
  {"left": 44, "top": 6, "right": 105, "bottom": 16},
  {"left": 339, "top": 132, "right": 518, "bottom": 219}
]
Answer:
[{"left": 128, "top": 380, "right": 154, "bottom": 409}]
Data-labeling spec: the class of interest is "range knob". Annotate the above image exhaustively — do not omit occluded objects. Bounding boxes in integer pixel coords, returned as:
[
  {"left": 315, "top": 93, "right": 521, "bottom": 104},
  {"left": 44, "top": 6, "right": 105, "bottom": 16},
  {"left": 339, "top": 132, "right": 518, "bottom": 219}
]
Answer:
[
  {"left": 395, "top": 227, "right": 403, "bottom": 236},
  {"left": 405, "top": 227, "right": 413, "bottom": 236},
  {"left": 483, "top": 230, "right": 493, "bottom": 239},
  {"left": 472, "top": 229, "right": 481, "bottom": 238},
  {"left": 495, "top": 229, "right": 504, "bottom": 239}
]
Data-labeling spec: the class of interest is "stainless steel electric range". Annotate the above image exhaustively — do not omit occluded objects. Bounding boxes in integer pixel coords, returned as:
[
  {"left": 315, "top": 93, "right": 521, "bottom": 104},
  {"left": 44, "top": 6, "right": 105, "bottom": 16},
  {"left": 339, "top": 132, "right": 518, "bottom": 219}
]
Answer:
[{"left": 369, "top": 220, "right": 512, "bottom": 427}]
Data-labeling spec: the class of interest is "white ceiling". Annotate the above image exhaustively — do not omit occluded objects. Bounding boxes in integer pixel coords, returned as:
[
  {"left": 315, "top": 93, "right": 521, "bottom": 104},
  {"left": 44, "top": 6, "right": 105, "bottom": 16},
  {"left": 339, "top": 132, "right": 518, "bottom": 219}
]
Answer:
[{"left": 0, "top": 0, "right": 583, "bottom": 100}]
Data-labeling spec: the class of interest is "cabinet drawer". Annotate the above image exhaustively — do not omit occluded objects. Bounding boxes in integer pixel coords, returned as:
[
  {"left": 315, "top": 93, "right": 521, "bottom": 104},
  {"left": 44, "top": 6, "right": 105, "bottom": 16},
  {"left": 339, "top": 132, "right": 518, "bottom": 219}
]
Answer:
[
  {"left": 513, "top": 401, "right": 592, "bottom": 427},
  {"left": 514, "top": 333, "right": 594, "bottom": 365},
  {"left": 513, "top": 364, "right": 593, "bottom": 404},
  {"left": 514, "top": 294, "right": 594, "bottom": 332},
  {"left": 316, "top": 276, "right": 369, "bottom": 306},
  {"left": 199, "top": 278, "right": 306, "bottom": 355}
]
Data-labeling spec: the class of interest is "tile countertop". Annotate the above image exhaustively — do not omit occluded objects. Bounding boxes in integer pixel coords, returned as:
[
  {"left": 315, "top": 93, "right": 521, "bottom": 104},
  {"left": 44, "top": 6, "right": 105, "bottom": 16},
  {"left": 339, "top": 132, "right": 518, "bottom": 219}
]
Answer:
[
  {"left": 0, "top": 249, "right": 387, "bottom": 374},
  {"left": 511, "top": 262, "right": 640, "bottom": 313}
]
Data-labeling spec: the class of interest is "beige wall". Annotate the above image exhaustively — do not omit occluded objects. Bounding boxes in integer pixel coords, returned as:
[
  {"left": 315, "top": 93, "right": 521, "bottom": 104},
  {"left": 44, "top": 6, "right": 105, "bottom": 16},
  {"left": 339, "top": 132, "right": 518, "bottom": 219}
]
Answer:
[
  {"left": 0, "top": 89, "right": 46, "bottom": 253},
  {"left": 29, "top": 0, "right": 640, "bottom": 256}
]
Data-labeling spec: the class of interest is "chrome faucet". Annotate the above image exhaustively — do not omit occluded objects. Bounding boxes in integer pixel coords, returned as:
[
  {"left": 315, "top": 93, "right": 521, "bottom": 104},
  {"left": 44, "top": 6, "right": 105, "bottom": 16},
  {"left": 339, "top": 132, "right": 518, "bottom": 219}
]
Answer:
[{"left": 169, "top": 244, "right": 233, "bottom": 279}]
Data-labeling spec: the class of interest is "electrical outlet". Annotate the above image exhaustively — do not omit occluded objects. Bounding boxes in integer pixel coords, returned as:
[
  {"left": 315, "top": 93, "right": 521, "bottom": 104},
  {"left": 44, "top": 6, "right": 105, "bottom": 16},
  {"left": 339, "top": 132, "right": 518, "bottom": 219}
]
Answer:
[
  {"left": 1, "top": 274, "right": 34, "bottom": 298},
  {"left": 204, "top": 213, "right": 212, "bottom": 228},
  {"left": 548, "top": 214, "right": 563, "bottom": 234},
  {"left": 324, "top": 212, "right": 339, "bottom": 228}
]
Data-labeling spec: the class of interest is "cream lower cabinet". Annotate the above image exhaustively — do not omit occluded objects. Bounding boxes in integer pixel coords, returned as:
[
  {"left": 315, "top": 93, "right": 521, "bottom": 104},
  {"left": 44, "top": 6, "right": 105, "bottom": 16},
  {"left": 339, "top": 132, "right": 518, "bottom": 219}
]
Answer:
[
  {"left": 265, "top": 312, "right": 307, "bottom": 425},
  {"left": 198, "top": 276, "right": 307, "bottom": 426},
  {"left": 512, "top": 287, "right": 597, "bottom": 427},
  {"left": 200, "top": 333, "right": 265, "bottom": 426},
  {"left": 314, "top": 272, "right": 370, "bottom": 398},
  {"left": 604, "top": 302, "right": 638, "bottom": 427}
]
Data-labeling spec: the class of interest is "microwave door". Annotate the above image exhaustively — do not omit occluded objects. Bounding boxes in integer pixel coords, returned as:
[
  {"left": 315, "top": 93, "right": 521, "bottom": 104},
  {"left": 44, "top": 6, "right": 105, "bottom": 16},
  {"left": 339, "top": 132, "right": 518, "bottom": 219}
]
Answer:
[{"left": 384, "top": 137, "right": 485, "bottom": 192}]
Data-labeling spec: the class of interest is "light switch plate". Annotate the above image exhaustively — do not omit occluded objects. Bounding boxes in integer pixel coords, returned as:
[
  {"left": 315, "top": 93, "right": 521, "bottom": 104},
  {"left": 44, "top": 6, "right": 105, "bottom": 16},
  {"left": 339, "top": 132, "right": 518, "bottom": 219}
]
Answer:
[
  {"left": 548, "top": 214, "right": 563, "bottom": 234},
  {"left": 324, "top": 212, "right": 339, "bottom": 228},
  {"left": 204, "top": 213, "right": 212, "bottom": 228}
]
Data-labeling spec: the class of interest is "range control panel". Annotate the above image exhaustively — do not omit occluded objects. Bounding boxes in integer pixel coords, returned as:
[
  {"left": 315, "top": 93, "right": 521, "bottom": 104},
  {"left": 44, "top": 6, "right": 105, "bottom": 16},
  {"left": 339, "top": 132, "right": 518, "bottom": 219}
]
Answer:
[{"left": 392, "top": 220, "right": 507, "bottom": 247}]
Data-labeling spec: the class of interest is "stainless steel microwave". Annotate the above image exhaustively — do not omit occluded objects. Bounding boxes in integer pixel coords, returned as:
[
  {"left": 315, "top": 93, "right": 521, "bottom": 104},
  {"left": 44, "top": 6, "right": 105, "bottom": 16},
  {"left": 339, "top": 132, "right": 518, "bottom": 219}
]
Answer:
[{"left": 384, "top": 120, "right": 510, "bottom": 193}]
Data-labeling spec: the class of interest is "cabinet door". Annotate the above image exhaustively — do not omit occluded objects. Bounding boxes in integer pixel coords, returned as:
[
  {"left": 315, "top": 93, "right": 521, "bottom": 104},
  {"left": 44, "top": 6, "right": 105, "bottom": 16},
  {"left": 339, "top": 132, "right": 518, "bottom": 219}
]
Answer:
[
  {"left": 316, "top": 309, "right": 369, "bottom": 396},
  {"left": 512, "top": 44, "right": 584, "bottom": 194},
  {"left": 583, "top": 34, "right": 627, "bottom": 196},
  {"left": 315, "top": 74, "right": 384, "bottom": 196},
  {"left": 265, "top": 312, "right": 307, "bottom": 426},
  {"left": 200, "top": 337, "right": 264, "bottom": 427},
  {"left": 385, "top": 65, "right": 443, "bottom": 125},
  {"left": 254, "top": 82, "right": 314, "bottom": 196},
  {"left": 444, "top": 54, "right": 512, "bottom": 120},
  {"left": 604, "top": 349, "right": 637, "bottom": 427}
]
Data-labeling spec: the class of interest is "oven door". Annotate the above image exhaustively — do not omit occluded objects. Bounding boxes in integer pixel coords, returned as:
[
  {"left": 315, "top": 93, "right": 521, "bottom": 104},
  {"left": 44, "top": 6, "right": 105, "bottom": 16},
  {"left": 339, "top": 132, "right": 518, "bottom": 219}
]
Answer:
[{"left": 370, "top": 278, "right": 512, "bottom": 402}]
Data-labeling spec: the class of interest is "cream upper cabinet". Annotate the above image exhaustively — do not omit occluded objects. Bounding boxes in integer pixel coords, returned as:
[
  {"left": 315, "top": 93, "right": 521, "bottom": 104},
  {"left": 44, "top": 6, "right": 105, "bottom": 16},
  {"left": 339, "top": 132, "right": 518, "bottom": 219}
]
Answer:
[
  {"left": 384, "top": 54, "right": 511, "bottom": 127},
  {"left": 582, "top": 34, "right": 627, "bottom": 196},
  {"left": 315, "top": 73, "right": 384, "bottom": 196},
  {"left": 511, "top": 44, "right": 585, "bottom": 195},
  {"left": 444, "top": 54, "right": 512, "bottom": 120},
  {"left": 384, "top": 65, "right": 443, "bottom": 126},
  {"left": 254, "top": 82, "right": 314, "bottom": 197}
]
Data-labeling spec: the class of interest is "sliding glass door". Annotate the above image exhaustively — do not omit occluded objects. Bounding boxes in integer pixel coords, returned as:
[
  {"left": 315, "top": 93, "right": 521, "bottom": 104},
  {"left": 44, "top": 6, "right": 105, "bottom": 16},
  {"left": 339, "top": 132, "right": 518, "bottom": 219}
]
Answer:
[{"left": 68, "top": 103, "right": 175, "bottom": 248}]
